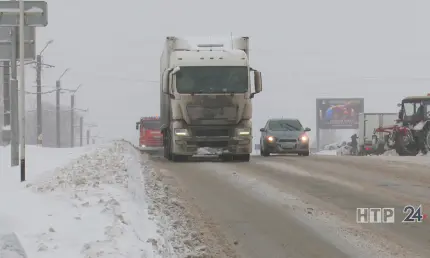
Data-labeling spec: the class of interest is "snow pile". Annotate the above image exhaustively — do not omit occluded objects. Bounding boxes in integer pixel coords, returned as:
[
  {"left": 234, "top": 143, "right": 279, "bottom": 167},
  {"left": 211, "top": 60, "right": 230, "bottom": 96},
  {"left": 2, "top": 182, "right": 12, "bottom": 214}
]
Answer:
[
  {"left": 0, "top": 142, "right": 163, "bottom": 258},
  {"left": 314, "top": 150, "right": 338, "bottom": 156},
  {"left": 141, "top": 155, "right": 213, "bottom": 257},
  {"left": 380, "top": 149, "right": 398, "bottom": 156},
  {"left": 323, "top": 141, "right": 347, "bottom": 151}
]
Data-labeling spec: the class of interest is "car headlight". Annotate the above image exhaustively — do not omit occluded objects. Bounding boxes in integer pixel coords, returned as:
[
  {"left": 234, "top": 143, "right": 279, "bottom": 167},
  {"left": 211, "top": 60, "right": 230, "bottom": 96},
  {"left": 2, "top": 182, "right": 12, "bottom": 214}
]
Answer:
[
  {"left": 300, "top": 135, "right": 308, "bottom": 142},
  {"left": 140, "top": 144, "right": 146, "bottom": 148},
  {"left": 174, "top": 128, "right": 189, "bottom": 136},
  {"left": 266, "top": 136, "right": 275, "bottom": 142},
  {"left": 236, "top": 128, "right": 251, "bottom": 136}
]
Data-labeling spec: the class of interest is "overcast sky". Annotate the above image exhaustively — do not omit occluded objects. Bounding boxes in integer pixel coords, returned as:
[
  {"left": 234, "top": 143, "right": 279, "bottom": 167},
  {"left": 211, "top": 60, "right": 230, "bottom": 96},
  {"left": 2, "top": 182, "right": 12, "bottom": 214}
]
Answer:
[{"left": 32, "top": 0, "right": 430, "bottom": 143}]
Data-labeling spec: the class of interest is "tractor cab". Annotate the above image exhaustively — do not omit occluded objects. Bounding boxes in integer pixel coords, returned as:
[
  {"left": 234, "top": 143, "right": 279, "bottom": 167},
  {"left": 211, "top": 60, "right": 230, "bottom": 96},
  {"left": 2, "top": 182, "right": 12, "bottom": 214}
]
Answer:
[{"left": 398, "top": 95, "right": 430, "bottom": 125}]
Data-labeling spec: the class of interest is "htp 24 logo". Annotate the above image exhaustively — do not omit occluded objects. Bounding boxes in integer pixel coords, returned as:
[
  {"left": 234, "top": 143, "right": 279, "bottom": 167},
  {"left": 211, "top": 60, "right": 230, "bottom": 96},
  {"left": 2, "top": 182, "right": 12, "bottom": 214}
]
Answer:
[
  {"left": 356, "top": 205, "right": 427, "bottom": 223},
  {"left": 402, "top": 205, "right": 427, "bottom": 223}
]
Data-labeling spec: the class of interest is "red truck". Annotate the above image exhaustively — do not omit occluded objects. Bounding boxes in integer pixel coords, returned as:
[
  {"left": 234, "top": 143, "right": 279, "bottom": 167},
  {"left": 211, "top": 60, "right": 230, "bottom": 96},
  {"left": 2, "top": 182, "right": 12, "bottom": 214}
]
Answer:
[{"left": 135, "top": 116, "right": 163, "bottom": 152}]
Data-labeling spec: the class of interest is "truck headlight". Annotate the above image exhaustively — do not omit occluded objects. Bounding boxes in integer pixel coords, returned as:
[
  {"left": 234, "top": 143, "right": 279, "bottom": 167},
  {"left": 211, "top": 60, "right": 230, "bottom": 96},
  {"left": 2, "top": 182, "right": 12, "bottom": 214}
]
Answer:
[
  {"left": 174, "top": 128, "right": 189, "bottom": 136},
  {"left": 236, "top": 128, "right": 251, "bottom": 136}
]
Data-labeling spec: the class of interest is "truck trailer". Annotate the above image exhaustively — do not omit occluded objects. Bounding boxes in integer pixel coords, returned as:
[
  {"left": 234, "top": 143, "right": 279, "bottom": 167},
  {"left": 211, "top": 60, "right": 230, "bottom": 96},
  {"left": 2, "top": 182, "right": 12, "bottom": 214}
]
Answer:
[{"left": 160, "top": 36, "right": 263, "bottom": 162}]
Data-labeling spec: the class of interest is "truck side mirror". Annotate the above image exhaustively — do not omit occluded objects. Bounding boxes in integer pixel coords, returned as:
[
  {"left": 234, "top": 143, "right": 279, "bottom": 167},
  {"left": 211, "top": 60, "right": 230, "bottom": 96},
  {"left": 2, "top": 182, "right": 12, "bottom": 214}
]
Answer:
[
  {"left": 162, "top": 81, "right": 169, "bottom": 94},
  {"left": 304, "top": 127, "right": 311, "bottom": 132},
  {"left": 398, "top": 110, "right": 403, "bottom": 120},
  {"left": 397, "top": 103, "right": 402, "bottom": 107},
  {"left": 162, "top": 68, "right": 175, "bottom": 99},
  {"left": 260, "top": 128, "right": 266, "bottom": 132},
  {"left": 251, "top": 70, "right": 262, "bottom": 99},
  {"left": 136, "top": 122, "right": 139, "bottom": 130}
]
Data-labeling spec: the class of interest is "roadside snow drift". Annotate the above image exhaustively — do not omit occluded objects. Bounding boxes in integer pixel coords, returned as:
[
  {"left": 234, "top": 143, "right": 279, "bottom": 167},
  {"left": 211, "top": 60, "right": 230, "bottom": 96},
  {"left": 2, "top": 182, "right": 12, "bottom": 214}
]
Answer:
[{"left": 0, "top": 142, "right": 163, "bottom": 258}]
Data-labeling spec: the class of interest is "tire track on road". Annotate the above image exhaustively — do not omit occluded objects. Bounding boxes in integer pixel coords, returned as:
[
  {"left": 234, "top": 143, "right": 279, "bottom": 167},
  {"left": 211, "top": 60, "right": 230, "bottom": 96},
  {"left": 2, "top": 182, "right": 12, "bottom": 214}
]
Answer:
[
  {"left": 150, "top": 157, "right": 352, "bottom": 258},
  {"left": 246, "top": 156, "right": 430, "bottom": 257}
]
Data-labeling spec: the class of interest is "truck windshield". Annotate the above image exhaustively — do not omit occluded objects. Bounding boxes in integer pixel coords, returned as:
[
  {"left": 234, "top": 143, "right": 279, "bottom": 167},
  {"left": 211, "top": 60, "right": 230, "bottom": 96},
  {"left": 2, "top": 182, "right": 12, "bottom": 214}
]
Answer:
[
  {"left": 141, "top": 120, "right": 160, "bottom": 130},
  {"left": 175, "top": 66, "right": 248, "bottom": 94}
]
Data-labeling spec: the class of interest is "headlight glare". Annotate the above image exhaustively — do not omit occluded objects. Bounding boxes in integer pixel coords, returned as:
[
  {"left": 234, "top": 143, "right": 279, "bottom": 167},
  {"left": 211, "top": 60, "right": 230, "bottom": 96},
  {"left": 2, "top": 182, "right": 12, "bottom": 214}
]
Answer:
[
  {"left": 174, "top": 128, "right": 189, "bottom": 136},
  {"left": 237, "top": 128, "right": 251, "bottom": 136}
]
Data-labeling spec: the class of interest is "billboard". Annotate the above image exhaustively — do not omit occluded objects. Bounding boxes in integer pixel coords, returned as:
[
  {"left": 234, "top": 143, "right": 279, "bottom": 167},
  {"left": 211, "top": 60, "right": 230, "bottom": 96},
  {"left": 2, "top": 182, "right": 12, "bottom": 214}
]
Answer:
[{"left": 316, "top": 98, "right": 364, "bottom": 129}]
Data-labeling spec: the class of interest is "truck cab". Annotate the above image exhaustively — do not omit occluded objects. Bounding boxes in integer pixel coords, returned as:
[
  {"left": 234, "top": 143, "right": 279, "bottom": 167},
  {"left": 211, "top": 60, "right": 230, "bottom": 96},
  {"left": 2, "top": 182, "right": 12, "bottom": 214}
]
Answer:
[
  {"left": 160, "top": 36, "right": 263, "bottom": 162},
  {"left": 136, "top": 116, "right": 163, "bottom": 152}
]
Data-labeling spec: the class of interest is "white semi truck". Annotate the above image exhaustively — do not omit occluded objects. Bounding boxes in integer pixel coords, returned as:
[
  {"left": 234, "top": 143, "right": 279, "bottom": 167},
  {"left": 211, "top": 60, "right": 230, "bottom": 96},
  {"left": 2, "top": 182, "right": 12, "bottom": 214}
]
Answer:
[{"left": 160, "top": 36, "right": 263, "bottom": 162}]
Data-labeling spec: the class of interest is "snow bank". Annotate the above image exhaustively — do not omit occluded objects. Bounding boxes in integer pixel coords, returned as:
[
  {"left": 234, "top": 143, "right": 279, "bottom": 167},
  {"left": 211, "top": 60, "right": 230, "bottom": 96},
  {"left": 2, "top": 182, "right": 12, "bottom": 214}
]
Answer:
[
  {"left": 140, "top": 153, "right": 210, "bottom": 257},
  {"left": 0, "top": 142, "right": 162, "bottom": 258},
  {"left": 314, "top": 150, "right": 338, "bottom": 156},
  {"left": 0, "top": 145, "right": 95, "bottom": 183}
]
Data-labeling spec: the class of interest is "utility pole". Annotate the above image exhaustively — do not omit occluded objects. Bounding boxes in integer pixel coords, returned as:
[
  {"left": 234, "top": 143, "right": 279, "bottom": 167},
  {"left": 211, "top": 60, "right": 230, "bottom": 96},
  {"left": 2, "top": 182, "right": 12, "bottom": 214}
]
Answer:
[
  {"left": 0, "top": 69, "right": 3, "bottom": 146},
  {"left": 85, "top": 123, "right": 97, "bottom": 145},
  {"left": 86, "top": 129, "right": 90, "bottom": 145},
  {"left": 56, "top": 80, "right": 60, "bottom": 147},
  {"left": 34, "top": 40, "right": 54, "bottom": 146},
  {"left": 54, "top": 68, "right": 70, "bottom": 148},
  {"left": 36, "top": 55, "right": 42, "bottom": 145},
  {"left": 61, "top": 83, "right": 83, "bottom": 148},
  {"left": 79, "top": 116, "right": 83, "bottom": 147},
  {"left": 2, "top": 61, "right": 10, "bottom": 145},
  {"left": 70, "top": 94, "right": 74, "bottom": 147},
  {"left": 10, "top": 27, "right": 19, "bottom": 167},
  {"left": 19, "top": 0, "right": 26, "bottom": 181}
]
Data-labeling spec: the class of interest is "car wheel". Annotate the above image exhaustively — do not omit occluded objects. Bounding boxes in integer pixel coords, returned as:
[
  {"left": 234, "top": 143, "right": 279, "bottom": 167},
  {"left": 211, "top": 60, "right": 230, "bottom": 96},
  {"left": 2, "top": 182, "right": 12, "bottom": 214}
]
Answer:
[{"left": 261, "top": 144, "right": 270, "bottom": 157}]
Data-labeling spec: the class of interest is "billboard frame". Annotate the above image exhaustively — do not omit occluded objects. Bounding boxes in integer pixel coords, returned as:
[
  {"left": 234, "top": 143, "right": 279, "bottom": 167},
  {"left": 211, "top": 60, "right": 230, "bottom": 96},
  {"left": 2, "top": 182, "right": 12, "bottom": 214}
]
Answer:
[{"left": 316, "top": 97, "right": 364, "bottom": 151}]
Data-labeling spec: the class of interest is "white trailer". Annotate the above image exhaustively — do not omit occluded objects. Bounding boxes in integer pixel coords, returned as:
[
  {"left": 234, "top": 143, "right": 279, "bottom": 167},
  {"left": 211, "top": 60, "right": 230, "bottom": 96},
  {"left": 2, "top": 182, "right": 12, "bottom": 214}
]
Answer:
[
  {"left": 358, "top": 112, "right": 398, "bottom": 153},
  {"left": 160, "top": 36, "right": 263, "bottom": 162}
]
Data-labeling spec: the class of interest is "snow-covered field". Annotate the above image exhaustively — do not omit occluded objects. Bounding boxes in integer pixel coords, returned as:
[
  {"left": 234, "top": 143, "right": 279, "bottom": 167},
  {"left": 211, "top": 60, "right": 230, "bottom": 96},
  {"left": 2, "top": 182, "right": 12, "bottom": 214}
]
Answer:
[{"left": 0, "top": 142, "right": 166, "bottom": 258}]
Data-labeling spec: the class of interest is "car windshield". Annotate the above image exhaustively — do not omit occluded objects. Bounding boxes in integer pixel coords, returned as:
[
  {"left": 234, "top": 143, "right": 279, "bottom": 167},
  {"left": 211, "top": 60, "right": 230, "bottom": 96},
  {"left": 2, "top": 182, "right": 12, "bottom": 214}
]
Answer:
[
  {"left": 175, "top": 66, "right": 248, "bottom": 94},
  {"left": 268, "top": 120, "right": 303, "bottom": 131},
  {"left": 141, "top": 120, "right": 160, "bottom": 130}
]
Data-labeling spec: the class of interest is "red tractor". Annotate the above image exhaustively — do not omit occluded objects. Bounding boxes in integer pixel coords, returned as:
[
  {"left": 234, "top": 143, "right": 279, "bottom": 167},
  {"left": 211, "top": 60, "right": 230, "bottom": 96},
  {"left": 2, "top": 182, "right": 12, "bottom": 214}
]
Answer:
[
  {"left": 135, "top": 116, "right": 163, "bottom": 153},
  {"left": 373, "top": 95, "right": 430, "bottom": 156}
]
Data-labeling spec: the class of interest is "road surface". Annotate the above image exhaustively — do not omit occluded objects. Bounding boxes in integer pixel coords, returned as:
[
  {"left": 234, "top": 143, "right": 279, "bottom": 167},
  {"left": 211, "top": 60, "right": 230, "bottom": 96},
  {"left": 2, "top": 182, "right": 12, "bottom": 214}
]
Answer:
[{"left": 144, "top": 153, "right": 430, "bottom": 258}]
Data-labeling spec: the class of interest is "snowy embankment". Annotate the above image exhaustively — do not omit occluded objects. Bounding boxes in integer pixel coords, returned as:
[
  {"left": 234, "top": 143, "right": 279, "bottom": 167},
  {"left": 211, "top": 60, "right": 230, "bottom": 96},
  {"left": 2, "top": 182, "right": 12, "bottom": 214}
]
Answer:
[{"left": 0, "top": 142, "right": 166, "bottom": 258}]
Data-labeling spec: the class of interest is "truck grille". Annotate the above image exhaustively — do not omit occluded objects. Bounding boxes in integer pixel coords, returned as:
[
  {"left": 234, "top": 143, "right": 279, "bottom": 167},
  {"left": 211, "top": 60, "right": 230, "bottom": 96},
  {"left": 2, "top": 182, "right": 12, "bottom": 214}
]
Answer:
[
  {"left": 192, "top": 128, "right": 230, "bottom": 137},
  {"left": 142, "top": 137, "right": 162, "bottom": 147},
  {"left": 196, "top": 141, "right": 229, "bottom": 148}
]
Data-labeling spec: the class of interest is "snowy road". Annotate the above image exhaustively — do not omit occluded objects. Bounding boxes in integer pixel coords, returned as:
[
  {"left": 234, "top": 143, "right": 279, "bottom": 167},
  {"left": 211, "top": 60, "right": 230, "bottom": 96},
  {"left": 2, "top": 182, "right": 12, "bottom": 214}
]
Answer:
[{"left": 146, "top": 154, "right": 430, "bottom": 258}]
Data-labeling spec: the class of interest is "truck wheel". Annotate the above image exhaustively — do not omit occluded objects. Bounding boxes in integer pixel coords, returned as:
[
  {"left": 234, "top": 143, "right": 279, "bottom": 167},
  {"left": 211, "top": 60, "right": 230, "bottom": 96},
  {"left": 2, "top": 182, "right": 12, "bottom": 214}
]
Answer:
[
  {"left": 165, "top": 131, "right": 173, "bottom": 160},
  {"left": 233, "top": 154, "right": 250, "bottom": 162},
  {"left": 163, "top": 136, "right": 170, "bottom": 160},
  {"left": 171, "top": 154, "right": 188, "bottom": 162},
  {"left": 220, "top": 154, "right": 233, "bottom": 162}
]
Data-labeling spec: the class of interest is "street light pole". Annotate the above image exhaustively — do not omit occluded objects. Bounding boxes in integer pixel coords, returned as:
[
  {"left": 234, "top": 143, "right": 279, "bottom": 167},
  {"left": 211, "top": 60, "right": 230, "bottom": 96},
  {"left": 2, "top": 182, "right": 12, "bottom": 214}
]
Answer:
[
  {"left": 36, "top": 40, "right": 54, "bottom": 146},
  {"left": 70, "top": 94, "right": 74, "bottom": 147},
  {"left": 55, "top": 80, "right": 60, "bottom": 147},
  {"left": 55, "top": 68, "right": 70, "bottom": 148},
  {"left": 18, "top": 0, "right": 25, "bottom": 181},
  {"left": 62, "top": 83, "right": 82, "bottom": 148}
]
